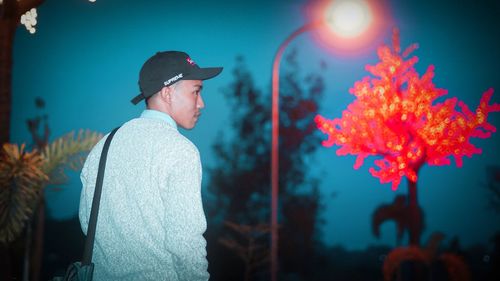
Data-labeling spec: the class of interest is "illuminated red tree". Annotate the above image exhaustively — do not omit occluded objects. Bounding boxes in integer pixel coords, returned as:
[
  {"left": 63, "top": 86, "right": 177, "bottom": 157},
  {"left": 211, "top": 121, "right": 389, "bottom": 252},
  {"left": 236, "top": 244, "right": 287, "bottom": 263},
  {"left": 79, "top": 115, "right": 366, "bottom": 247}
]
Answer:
[{"left": 315, "top": 29, "right": 500, "bottom": 246}]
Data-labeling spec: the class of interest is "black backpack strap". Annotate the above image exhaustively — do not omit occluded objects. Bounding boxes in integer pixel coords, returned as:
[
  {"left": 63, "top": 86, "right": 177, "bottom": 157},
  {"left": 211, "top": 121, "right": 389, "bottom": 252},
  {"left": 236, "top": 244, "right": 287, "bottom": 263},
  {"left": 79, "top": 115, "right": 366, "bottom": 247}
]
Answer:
[{"left": 82, "top": 126, "right": 120, "bottom": 265}]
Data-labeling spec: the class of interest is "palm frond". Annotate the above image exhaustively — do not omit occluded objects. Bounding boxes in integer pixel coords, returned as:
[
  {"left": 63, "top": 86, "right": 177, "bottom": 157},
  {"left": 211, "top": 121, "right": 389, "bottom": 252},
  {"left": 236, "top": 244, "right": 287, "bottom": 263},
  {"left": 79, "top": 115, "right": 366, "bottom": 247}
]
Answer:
[
  {"left": 42, "top": 129, "right": 102, "bottom": 185},
  {"left": 0, "top": 143, "right": 48, "bottom": 243}
]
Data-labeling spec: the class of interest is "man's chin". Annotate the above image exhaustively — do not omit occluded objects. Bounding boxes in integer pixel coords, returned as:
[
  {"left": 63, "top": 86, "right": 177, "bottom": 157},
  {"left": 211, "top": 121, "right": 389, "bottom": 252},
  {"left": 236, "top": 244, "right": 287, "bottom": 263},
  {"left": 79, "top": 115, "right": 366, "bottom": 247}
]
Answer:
[{"left": 181, "top": 123, "right": 196, "bottom": 130}]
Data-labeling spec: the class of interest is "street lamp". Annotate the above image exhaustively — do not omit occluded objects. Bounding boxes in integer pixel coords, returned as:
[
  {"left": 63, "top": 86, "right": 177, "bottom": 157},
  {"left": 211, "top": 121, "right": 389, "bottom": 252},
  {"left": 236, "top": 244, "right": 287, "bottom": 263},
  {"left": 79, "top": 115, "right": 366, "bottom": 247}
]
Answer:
[{"left": 270, "top": 1, "right": 375, "bottom": 280}]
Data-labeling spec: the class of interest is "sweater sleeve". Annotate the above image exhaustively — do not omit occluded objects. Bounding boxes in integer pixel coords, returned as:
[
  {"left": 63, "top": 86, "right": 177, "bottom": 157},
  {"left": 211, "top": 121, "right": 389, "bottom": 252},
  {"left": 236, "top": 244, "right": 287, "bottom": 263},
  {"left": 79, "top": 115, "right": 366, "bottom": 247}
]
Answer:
[
  {"left": 79, "top": 143, "right": 97, "bottom": 235},
  {"left": 79, "top": 161, "right": 90, "bottom": 235},
  {"left": 78, "top": 137, "right": 104, "bottom": 236},
  {"left": 160, "top": 144, "right": 209, "bottom": 281}
]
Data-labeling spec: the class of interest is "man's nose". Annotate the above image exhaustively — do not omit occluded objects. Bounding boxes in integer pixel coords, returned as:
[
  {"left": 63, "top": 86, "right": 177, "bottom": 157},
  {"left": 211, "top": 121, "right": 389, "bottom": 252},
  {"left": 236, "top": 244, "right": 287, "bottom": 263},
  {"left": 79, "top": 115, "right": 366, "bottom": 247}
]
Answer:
[{"left": 197, "top": 95, "right": 205, "bottom": 109}]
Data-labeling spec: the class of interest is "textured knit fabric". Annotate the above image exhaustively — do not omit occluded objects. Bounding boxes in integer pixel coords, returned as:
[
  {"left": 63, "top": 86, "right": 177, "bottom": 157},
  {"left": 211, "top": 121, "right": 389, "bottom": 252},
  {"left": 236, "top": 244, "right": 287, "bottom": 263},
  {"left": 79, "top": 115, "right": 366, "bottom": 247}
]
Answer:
[{"left": 79, "top": 110, "right": 209, "bottom": 281}]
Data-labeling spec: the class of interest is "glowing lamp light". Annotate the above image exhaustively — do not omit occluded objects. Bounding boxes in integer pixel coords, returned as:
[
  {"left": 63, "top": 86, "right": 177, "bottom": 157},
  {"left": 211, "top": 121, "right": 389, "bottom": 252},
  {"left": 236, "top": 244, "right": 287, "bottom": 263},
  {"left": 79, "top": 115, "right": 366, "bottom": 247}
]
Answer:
[
  {"left": 325, "top": 0, "right": 373, "bottom": 38},
  {"left": 306, "top": 0, "right": 390, "bottom": 55}
]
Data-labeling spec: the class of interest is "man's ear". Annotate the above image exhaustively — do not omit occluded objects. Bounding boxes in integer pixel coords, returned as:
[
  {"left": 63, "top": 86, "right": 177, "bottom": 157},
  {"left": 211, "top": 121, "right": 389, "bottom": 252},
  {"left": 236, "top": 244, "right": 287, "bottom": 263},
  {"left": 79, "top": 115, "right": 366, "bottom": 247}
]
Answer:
[{"left": 159, "top": 86, "right": 172, "bottom": 104}]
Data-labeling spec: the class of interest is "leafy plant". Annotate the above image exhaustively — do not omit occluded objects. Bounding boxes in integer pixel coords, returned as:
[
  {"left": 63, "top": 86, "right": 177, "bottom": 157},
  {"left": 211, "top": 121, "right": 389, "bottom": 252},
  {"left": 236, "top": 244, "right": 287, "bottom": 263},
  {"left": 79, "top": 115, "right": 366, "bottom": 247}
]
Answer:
[
  {"left": 0, "top": 144, "right": 47, "bottom": 243},
  {"left": 42, "top": 129, "right": 102, "bottom": 186},
  {"left": 382, "top": 232, "right": 470, "bottom": 281},
  {"left": 219, "top": 221, "right": 271, "bottom": 281},
  {"left": 0, "top": 129, "right": 102, "bottom": 243}
]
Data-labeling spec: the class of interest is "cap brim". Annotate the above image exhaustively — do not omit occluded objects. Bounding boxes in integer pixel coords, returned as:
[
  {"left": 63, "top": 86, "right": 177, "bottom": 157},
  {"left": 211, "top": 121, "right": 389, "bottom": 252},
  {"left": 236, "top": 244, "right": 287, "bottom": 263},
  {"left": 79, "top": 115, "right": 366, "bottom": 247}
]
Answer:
[
  {"left": 131, "top": 93, "right": 145, "bottom": 105},
  {"left": 185, "top": 67, "right": 223, "bottom": 81}
]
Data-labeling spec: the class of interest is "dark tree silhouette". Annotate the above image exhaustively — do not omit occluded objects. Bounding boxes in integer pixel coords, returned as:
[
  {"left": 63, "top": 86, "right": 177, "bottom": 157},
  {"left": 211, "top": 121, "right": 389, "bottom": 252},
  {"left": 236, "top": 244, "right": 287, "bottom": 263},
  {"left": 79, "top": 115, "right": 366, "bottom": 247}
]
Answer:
[
  {"left": 205, "top": 52, "right": 326, "bottom": 281},
  {"left": 485, "top": 165, "right": 500, "bottom": 213}
]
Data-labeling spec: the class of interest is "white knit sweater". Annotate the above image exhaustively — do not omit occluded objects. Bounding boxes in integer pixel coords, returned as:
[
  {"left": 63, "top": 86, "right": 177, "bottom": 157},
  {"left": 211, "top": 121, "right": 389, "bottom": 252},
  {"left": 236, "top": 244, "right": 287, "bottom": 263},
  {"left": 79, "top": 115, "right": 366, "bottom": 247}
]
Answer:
[{"left": 79, "top": 110, "right": 209, "bottom": 281}]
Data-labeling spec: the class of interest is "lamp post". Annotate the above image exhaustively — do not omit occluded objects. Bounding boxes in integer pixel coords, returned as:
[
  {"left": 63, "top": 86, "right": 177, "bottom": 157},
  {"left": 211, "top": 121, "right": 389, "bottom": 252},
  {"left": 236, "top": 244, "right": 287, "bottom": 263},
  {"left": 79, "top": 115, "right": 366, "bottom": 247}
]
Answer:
[{"left": 270, "top": 1, "right": 375, "bottom": 280}]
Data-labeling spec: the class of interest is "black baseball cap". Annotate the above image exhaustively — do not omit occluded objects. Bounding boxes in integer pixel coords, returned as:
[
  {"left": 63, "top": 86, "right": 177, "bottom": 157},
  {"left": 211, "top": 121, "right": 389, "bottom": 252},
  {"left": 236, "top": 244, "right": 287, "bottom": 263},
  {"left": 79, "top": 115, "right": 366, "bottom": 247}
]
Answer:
[{"left": 131, "top": 51, "right": 223, "bottom": 105}]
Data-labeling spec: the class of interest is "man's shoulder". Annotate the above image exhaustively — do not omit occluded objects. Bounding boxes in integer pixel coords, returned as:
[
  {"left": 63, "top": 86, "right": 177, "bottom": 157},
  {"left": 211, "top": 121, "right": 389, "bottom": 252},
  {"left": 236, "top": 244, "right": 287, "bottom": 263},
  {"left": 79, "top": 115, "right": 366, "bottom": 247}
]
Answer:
[{"left": 123, "top": 118, "right": 199, "bottom": 154}]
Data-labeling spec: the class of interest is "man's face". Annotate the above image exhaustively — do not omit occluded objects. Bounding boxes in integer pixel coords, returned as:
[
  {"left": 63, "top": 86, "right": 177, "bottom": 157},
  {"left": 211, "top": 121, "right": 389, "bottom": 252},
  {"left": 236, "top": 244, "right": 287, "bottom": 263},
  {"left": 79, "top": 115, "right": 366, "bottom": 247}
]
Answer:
[{"left": 169, "top": 80, "right": 204, "bottom": 130}]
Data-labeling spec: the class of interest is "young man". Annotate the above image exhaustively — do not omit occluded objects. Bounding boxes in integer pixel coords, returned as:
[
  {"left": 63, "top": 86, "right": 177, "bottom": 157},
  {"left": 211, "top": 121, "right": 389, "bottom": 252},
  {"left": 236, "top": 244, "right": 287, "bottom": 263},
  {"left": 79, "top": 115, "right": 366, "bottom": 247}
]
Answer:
[{"left": 79, "top": 51, "right": 222, "bottom": 280}]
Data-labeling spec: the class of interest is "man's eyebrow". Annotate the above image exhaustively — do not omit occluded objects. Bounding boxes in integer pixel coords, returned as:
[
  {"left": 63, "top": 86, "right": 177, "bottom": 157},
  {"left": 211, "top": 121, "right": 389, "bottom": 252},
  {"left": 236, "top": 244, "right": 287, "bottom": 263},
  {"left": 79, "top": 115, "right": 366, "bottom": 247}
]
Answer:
[{"left": 194, "top": 84, "right": 203, "bottom": 90}]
